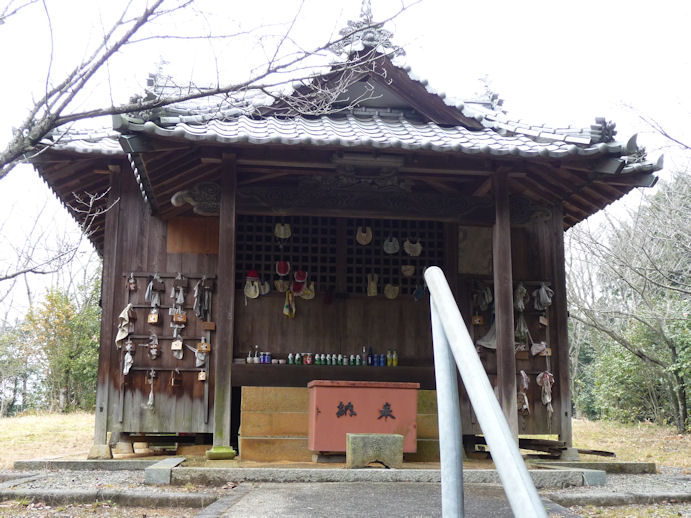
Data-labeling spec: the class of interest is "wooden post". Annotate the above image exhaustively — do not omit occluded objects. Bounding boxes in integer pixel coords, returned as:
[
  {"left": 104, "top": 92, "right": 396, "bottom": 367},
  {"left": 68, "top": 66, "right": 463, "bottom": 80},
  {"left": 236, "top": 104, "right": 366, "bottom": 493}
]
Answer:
[
  {"left": 207, "top": 154, "right": 238, "bottom": 459},
  {"left": 444, "top": 222, "right": 459, "bottom": 297},
  {"left": 88, "top": 163, "right": 122, "bottom": 459},
  {"left": 551, "top": 206, "right": 573, "bottom": 447},
  {"left": 492, "top": 170, "right": 518, "bottom": 438}
]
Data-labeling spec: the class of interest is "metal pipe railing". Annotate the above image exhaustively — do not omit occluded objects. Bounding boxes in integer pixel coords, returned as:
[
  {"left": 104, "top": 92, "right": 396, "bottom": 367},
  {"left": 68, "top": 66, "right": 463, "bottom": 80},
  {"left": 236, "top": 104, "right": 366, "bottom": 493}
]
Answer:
[
  {"left": 425, "top": 266, "right": 547, "bottom": 518},
  {"left": 431, "top": 300, "right": 464, "bottom": 516}
]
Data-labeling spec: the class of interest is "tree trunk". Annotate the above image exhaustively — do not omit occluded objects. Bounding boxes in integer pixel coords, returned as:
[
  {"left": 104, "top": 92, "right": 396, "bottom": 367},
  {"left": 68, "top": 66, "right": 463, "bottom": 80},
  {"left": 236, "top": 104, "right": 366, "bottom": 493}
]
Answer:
[
  {"left": 59, "top": 387, "right": 67, "bottom": 412},
  {"left": 21, "top": 375, "right": 27, "bottom": 412},
  {"left": 673, "top": 372, "right": 689, "bottom": 433}
]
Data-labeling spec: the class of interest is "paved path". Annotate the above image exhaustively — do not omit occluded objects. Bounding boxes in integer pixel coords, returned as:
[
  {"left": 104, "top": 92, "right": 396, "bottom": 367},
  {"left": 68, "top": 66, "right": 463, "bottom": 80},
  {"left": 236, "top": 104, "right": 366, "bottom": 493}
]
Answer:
[{"left": 197, "top": 482, "right": 576, "bottom": 518}]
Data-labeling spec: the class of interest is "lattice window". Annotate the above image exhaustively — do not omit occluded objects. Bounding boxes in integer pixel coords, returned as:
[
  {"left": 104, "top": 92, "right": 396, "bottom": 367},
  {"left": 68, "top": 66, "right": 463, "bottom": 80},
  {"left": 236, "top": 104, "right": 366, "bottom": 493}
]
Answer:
[
  {"left": 235, "top": 215, "right": 338, "bottom": 291},
  {"left": 235, "top": 215, "right": 445, "bottom": 294},
  {"left": 345, "top": 219, "right": 445, "bottom": 295}
]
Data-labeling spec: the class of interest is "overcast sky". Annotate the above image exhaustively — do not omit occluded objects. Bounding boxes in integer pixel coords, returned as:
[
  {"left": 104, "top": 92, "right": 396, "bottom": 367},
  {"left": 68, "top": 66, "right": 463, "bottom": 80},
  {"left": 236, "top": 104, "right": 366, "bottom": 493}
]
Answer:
[{"left": 0, "top": 0, "right": 689, "bottom": 316}]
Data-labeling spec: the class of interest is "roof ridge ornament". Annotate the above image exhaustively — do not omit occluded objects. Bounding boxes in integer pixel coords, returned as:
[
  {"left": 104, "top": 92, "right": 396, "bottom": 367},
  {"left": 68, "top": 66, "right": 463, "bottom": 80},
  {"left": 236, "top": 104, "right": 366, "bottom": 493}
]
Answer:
[
  {"left": 360, "top": 0, "right": 373, "bottom": 23},
  {"left": 330, "top": 0, "right": 403, "bottom": 57}
]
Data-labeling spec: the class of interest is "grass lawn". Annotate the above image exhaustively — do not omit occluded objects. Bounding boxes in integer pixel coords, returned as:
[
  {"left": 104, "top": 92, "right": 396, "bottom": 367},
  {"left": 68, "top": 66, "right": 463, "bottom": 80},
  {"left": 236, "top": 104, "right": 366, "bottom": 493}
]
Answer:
[
  {"left": 571, "top": 418, "right": 691, "bottom": 469},
  {"left": 0, "top": 412, "right": 94, "bottom": 470},
  {"left": 0, "top": 413, "right": 688, "bottom": 470}
]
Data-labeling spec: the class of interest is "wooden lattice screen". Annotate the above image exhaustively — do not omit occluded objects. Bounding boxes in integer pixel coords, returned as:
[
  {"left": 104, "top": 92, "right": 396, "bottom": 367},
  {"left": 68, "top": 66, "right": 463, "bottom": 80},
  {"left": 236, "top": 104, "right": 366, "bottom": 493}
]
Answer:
[
  {"left": 235, "top": 215, "right": 444, "bottom": 293},
  {"left": 345, "top": 218, "right": 444, "bottom": 295},
  {"left": 235, "top": 215, "right": 338, "bottom": 290}
]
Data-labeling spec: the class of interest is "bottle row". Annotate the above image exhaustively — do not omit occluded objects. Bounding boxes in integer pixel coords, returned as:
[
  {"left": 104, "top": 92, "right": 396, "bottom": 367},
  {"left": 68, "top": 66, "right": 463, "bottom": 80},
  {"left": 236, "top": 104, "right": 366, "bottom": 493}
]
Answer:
[{"left": 242, "top": 348, "right": 400, "bottom": 367}]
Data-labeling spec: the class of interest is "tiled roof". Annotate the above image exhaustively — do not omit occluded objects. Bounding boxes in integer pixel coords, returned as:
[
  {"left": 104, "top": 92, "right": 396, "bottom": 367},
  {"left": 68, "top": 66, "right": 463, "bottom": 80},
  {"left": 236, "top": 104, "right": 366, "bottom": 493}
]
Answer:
[
  {"left": 40, "top": 128, "right": 124, "bottom": 155},
  {"left": 137, "top": 64, "right": 621, "bottom": 149},
  {"left": 113, "top": 113, "right": 658, "bottom": 173},
  {"left": 40, "top": 44, "right": 661, "bottom": 176}
]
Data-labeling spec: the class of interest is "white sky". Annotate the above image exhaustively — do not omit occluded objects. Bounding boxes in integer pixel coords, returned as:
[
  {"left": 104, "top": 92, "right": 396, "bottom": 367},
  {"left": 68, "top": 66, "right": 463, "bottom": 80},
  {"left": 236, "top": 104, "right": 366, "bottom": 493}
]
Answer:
[{"left": 0, "top": 0, "right": 689, "bottom": 318}]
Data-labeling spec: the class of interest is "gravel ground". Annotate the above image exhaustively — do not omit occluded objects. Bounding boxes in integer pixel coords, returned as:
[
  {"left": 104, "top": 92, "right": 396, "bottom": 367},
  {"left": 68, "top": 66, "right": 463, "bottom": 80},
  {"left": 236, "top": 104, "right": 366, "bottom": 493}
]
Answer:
[
  {"left": 1, "top": 467, "right": 690, "bottom": 517},
  {"left": 542, "top": 466, "right": 691, "bottom": 496},
  {"left": 0, "top": 470, "right": 223, "bottom": 495},
  {"left": 2, "top": 466, "right": 689, "bottom": 496}
]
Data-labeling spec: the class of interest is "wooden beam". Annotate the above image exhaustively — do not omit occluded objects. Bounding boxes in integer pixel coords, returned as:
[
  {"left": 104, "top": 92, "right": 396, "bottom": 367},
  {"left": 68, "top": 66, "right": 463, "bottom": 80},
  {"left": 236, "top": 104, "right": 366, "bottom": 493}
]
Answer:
[
  {"left": 492, "top": 170, "right": 518, "bottom": 438},
  {"left": 593, "top": 172, "right": 657, "bottom": 188},
  {"left": 211, "top": 155, "right": 237, "bottom": 453},
  {"left": 372, "top": 55, "right": 484, "bottom": 129},
  {"left": 118, "top": 134, "right": 188, "bottom": 153},
  {"left": 473, "top": 177, "right": 493, "bottom": 197},
  {"left": 417, "top": 177, "right": 460, "bottom": 194},
  {"left": 551, "top": 205, "right": 573, "bottom": 446},
  {"left": 400, "top": 166, "right": 490, "bottom": 177},
  {"left": 91, "top": 163, "right": 123, "bottom": 454},
  {"left": 238, "top": 172, "right": 295, "bottom": 186}
]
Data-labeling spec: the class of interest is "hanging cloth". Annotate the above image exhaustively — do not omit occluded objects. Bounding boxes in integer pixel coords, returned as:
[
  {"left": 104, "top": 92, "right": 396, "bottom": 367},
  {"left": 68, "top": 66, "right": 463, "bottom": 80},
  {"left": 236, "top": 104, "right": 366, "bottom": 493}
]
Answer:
[
  {"left": 367, "top": 274, "right": 378, "bottom": 297},
  {"left": 477, "top": 321, "right": 497, "bottom": 350},
  {"left": 514, "top": 312, "right": 530, "bottom": 349},
  {"left": 478, "top": 287, "right": 493, "bottom": 311},
  {"left": 184, "top": 343, "right": 207, "bottom": 367},
  {"left": 193, "top": 278, "right": 203, "bottom": 318},
  {"left": 148, "top": 333, "right": 160, "bottom": 360},
  {"left": 518, "top": 370, "right": 530, "bottom": 415},
  {"left": 536, "top": 371, "right": 555, "bottom": 431},
  {"left": 123, "top": 339, "right": 135, "bottom": 375},
  {"left": 144, "top": 370, "right": 156, "bottom": 409},
  {"left": 382, "top": 236, "right": 400, "bottom": 254},
  {"left": 193, "top": 275, "right": 214, "bottom": 321},
  {"left": 356, "top": 226, "right": 373, "bottom": 245},
  {"left": 145, "top": 273, "right": 162, "bottom": 308},
  {"left": 115, "top": 303, "right": 133, "bottom": 349},
  {"left": 533, "top": 283, "right": 554, "bottom": 311},
  {"left": 403, "top": 239, "right": 423, "bottom": 257},
  {"left": 513, "top": 282, "right": 528, "bottom": 312},
  {"left": 283, "top": 290, "right": 296, "bottom": 319}
]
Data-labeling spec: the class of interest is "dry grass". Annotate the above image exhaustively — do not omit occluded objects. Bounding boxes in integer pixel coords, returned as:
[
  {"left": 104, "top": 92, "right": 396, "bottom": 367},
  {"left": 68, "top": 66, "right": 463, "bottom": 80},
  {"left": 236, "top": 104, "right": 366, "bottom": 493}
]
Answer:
[
  {"left": 0, "top": 412, "right": 94, "bottom": 470},
  {"left": 0, "top": 501, "right": 199, "bottom": 517},
  {"left": 572, "top": 503, "right": 691, "bottom": 517},
  {"left": 572, "top": 418, "right": 691, "bottom": 469},
  {"left": 1, "top": 413, "right": 689, "bottom": 472}
]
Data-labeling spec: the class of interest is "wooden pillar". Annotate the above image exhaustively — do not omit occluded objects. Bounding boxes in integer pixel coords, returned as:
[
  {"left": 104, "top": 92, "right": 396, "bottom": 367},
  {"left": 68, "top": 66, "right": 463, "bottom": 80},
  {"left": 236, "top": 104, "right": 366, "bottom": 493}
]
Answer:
[
  {"left": 492, "top": 171, "right": 518, "bottom": 438},
  {"left": 551, "top": 205, "right": 573, "bottom": 446},
  {"left": 208, "top": 154, "right": 237, "bottom": 458},
  {"left": 89, "top": 163, "right": 123, "bottom": 459},
  {"left": 444, "top": 222, "right": 459, "bottom": 297}
]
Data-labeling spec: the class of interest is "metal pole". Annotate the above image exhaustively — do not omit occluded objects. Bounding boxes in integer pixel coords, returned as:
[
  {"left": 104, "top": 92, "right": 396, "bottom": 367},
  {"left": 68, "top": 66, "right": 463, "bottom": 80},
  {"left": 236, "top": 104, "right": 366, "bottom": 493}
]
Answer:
[
  {"left": 430, "top": 300, "right": 464, "bottom": 517},
  {"left": 425, "top": 266, "right": 547, "bottom": 518}
]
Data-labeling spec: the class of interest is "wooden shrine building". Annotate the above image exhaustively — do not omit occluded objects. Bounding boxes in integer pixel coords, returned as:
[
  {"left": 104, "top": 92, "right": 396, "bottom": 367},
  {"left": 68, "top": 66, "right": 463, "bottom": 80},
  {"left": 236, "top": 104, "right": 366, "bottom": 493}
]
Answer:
[{"left": 30, "top": 11, "right": 661, "bottom": 461}]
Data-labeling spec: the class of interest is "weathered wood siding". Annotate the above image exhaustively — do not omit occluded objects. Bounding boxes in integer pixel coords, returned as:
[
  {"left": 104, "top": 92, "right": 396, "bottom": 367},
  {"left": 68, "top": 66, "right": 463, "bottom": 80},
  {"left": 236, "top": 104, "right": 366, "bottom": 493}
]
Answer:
[
  {"left": 100, "top": 162, "right": 568, "bottom": 439},
  {"left": 103, "top": 164, "right": 218, "bottom": 435}
]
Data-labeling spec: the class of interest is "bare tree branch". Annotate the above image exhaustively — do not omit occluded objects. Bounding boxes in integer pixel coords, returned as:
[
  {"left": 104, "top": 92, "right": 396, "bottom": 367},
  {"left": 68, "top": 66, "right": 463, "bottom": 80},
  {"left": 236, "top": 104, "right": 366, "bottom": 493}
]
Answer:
[
  {"left": 0, "top": 0, "right": 419, "bottom": 180},
  {"left": 0, "top": 0, "right": 40, "bottom": 24},
  {"left": 639, "top": 114, "right": 690, "bottom": 151}
]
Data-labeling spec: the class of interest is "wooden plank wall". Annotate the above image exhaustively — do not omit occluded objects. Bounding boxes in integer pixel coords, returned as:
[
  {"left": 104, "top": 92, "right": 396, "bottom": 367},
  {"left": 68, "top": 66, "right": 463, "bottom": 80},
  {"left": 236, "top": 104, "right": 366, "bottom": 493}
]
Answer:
[
  {"left": 234, "top": 292, "right": 432, "bottom": 361},
  {"left": 104, "top": 167, "right": 218, "bottom": 435},
  {"left": 456, "top": 218, "right": 565, "bottom": 436}
]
